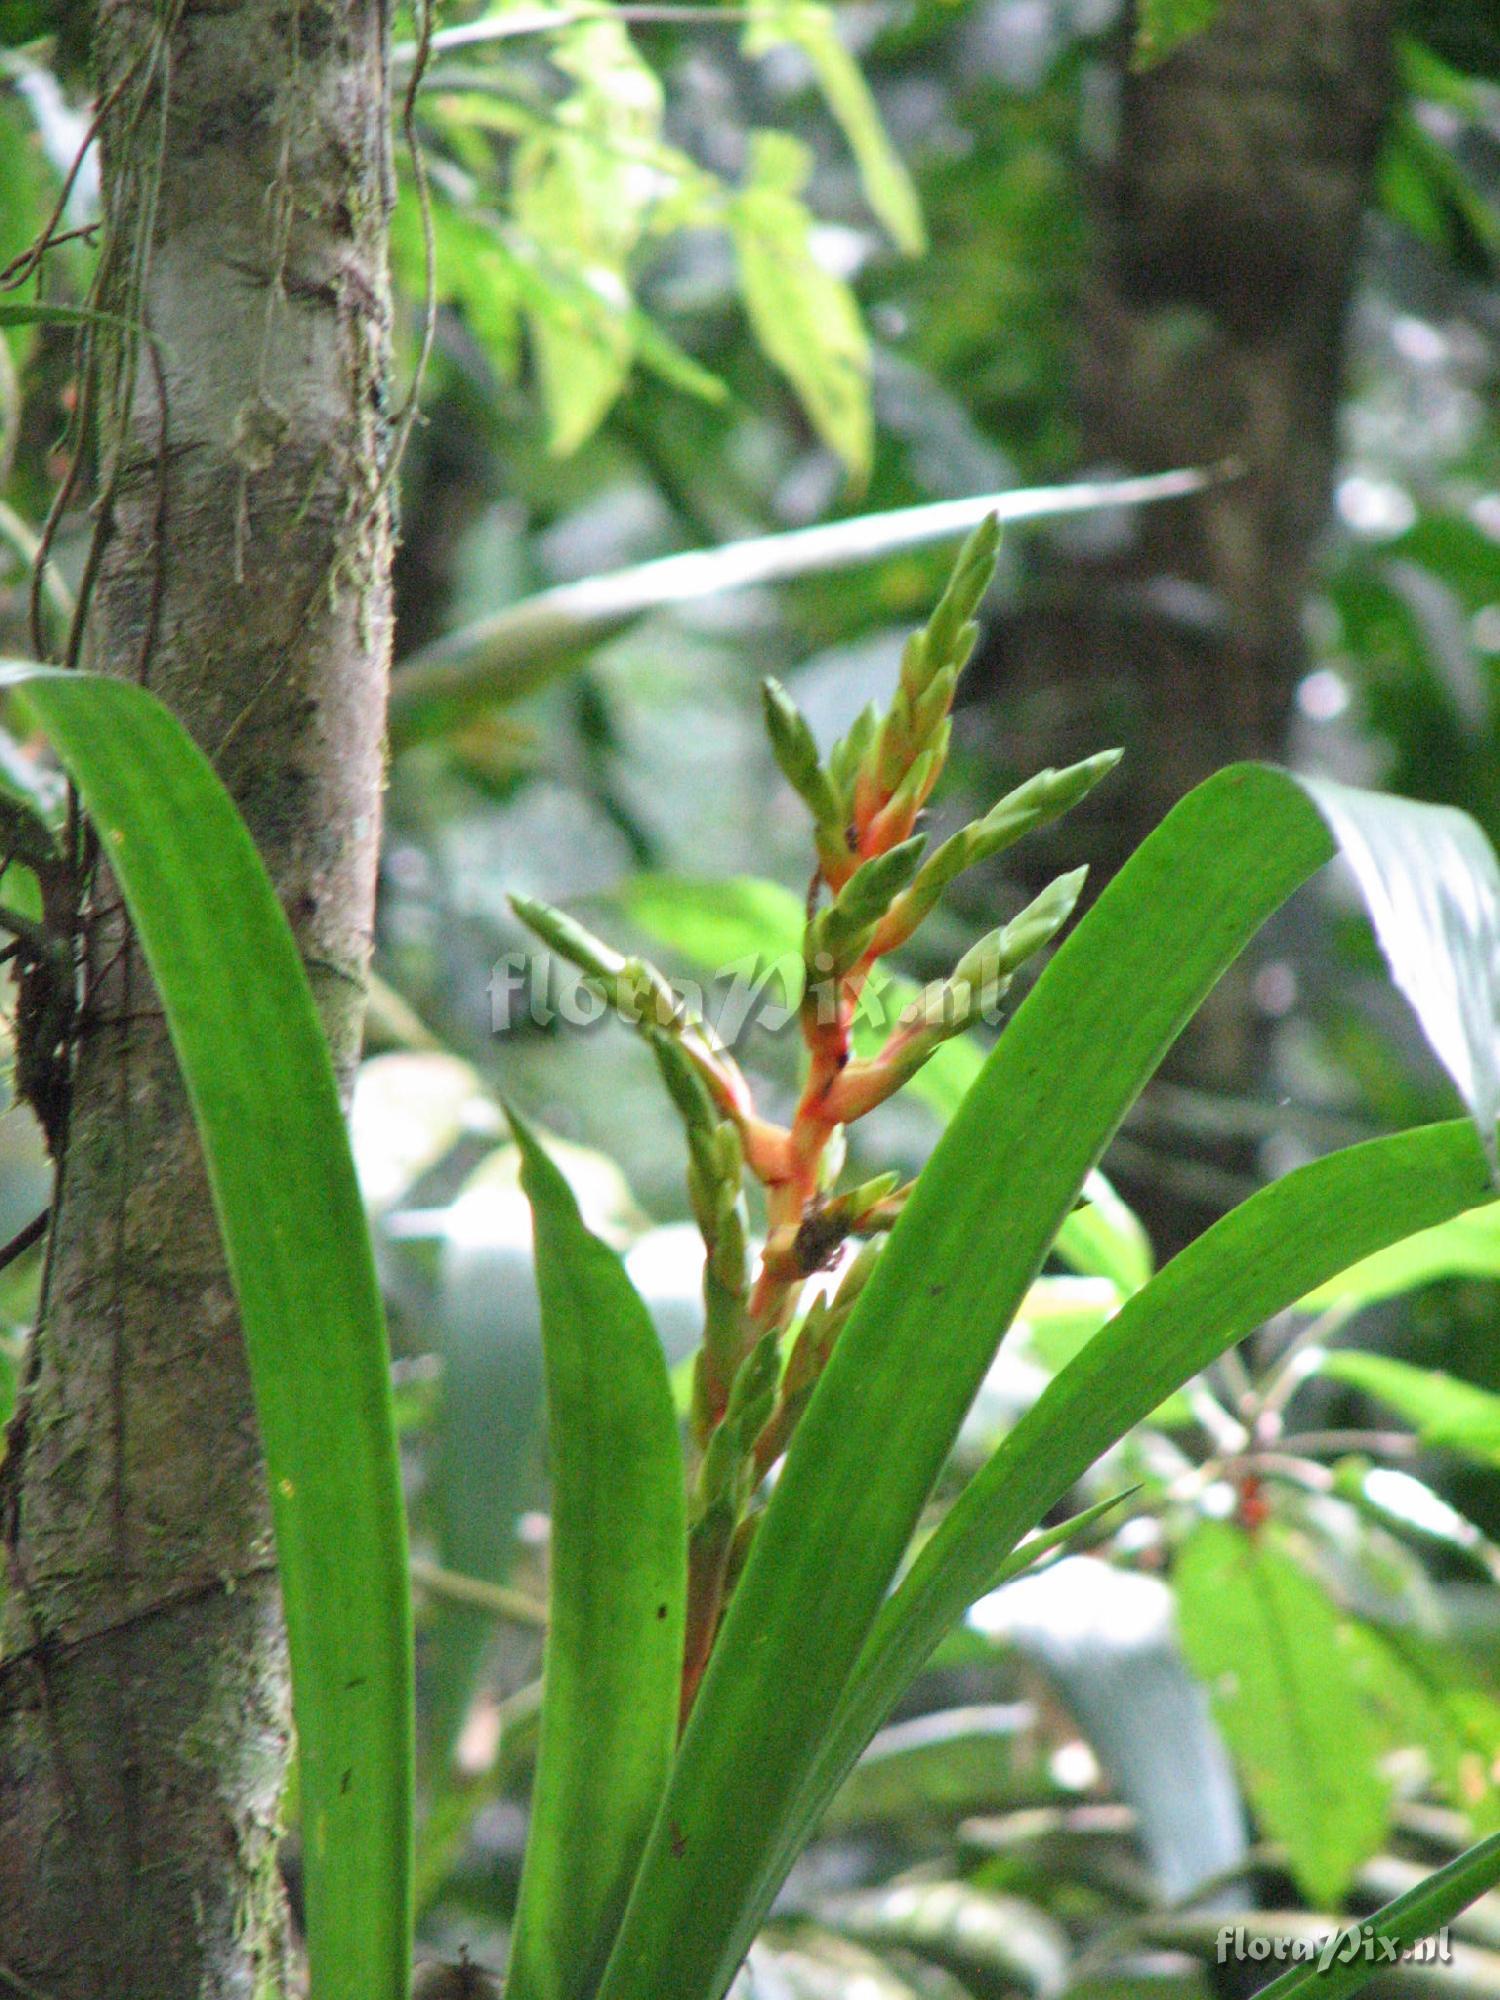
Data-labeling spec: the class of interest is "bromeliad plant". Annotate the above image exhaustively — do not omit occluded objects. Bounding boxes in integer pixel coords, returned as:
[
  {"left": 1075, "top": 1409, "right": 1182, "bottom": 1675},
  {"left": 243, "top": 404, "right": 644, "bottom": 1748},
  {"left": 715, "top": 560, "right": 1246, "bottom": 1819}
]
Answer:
[
  {"left": 490, "top": 522, "right": 1500, "bottom": 2000},
  {"left": 510, "top": 519, "right": 1120, "bottom": 1722}
]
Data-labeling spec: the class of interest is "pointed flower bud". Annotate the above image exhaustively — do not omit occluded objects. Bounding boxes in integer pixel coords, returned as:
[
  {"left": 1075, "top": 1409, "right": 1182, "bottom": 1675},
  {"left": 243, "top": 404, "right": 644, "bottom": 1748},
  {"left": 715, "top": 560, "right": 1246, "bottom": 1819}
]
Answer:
[
  {"left": 825, "top": 867, "right": 1089, "bottom": 1122},
  {"left": 762, "top": 678, "right": 850, "bottom": 876},
  {"left": 806, "top": 834, "right": 927, "bottom": 981},
  {"left": 871, "top": 752, "right": 1120, "bottom": 956}
]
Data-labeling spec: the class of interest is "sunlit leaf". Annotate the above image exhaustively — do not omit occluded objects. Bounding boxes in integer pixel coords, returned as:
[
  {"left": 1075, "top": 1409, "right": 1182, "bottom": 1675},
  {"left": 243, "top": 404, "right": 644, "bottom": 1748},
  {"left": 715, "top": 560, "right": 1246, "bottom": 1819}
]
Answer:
[
  {"left": 1322, "top": 1350, "right": 1500, "bottom": 1467},
  {"left": 730, "top": 131, "right": 873, "bottom": 480},
  {"left": 743, "top": 0, "right": 924, "bottom": 254},
  {"left": 513, "top": 15, "right": 665, "bottom": 452},
  {"left": 1175, "top": 1520, "right": 1391, "bottom": 1906}
]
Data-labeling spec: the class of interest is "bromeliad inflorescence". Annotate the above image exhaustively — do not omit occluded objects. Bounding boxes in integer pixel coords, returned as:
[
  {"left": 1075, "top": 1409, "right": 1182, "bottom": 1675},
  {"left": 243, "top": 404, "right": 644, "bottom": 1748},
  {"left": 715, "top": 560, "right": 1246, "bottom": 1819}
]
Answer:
[{"left": 510, "top": 518, "right": 1117, "bottom": 1719}]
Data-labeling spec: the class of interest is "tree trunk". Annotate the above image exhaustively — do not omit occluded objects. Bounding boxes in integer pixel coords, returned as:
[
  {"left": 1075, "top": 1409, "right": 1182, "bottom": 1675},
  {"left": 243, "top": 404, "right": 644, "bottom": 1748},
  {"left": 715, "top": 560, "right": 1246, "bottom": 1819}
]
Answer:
[
  {"left": 0, "top": 6, "right": 393, "bottom": 1995},
  {"left": 979, "top": 0, "right": 1398, "bottom": 1238},
  {"left": 990, "top": 0, "right": 1398, "bottom": 870}
]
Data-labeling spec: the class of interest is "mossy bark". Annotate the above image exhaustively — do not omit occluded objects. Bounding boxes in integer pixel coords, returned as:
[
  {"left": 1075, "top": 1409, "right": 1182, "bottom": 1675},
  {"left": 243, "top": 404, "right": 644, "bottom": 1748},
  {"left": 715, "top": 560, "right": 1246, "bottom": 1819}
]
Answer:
[{"left": 0, "top": 4, "right": 393, "bottom": 1993}]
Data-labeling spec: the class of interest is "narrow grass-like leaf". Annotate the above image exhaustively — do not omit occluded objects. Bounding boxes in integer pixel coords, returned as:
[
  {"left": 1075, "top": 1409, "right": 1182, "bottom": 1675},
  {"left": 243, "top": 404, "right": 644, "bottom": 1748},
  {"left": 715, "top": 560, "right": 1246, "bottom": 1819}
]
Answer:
[
  {"left": 505, "top": 1108, "right": 687, "bottom": 2000},
  {"left": 0, "top": 664, "right": 410, "bottom": 2000},
  {"left": 1248, "top": 1831, "right": 1500, "bottom": 1999},
  {"left": 595, "top": 765, "right": 1337, "bottom": 2000}
]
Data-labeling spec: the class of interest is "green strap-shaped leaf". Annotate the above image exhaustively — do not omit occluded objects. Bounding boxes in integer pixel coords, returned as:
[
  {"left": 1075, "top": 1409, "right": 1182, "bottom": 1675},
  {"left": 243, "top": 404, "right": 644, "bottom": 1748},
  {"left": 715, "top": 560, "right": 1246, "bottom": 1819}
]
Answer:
[
  {"left": 1249, "top": 1830, "right": 1500, "bottom": 1998},
  {"left": 595, "top": 765, "right": 1334, "bottom": 2000},
  {"left": 505, "top": 1108, "right": 686, "bottom": 2000},
  {"left": 0, "top": 664, "right": 411, "bottom": 2000},
  {"left": 764, "top": 1118, "right": 1495, "bottom": 1937},
  {"left": 597, "top": 759, "right": 1500, "bottom": 2000}
]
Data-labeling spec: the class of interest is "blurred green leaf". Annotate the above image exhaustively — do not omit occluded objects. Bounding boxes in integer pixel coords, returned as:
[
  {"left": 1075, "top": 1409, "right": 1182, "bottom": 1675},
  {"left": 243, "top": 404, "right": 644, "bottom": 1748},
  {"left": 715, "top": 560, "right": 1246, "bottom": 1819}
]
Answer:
[
  {"left": 1053, "top": 1175, "right": 1155, "bottom": 1295},
  {"left": 730, "top": 131, "right": 873, "bottom": 480},
  {"left": 1133, "top": 0, "right": 1224, "bottom": 68},
  {"left": 1175, "top": 1520, "right": 1391, "bottom": 1906},
  {"left": 743, "top": 0, "right": 925, "bottom": 255},
  {"left": 0, "top": 664, "right": 411, "bottom": 2000},
  {"left": 1344, "top": 1623, "right": 1500, "bottom": 1835},
  {"left": 1322, "top": 1351, "right": 1500, "bottom": 1467},
  {"left": 1247, "top": 1829, "right": 1500, "bottom": 1998},
  {"left": 505, "top": 1109, "right": 686, "bottom": 2000},
  {"left": 513, "top": 16, "right": 666, "bottom": 451},
  {"left": 1300, "top": 1200, "right": 1500, "bottom": 1311},
  {"left": 393, "top": 181, "right": 520, "bottom": 381}
]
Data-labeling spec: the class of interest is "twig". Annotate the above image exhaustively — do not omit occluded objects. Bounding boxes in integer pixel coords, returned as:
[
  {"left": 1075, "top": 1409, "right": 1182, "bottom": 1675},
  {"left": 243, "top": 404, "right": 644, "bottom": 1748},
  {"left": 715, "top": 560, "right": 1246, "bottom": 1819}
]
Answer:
[
  {"left": 0, "top": 1209, "right": 49, "bottom": 1278},
  {"left": 409, "top": 1557, "right": 547, "bottom": 1628}
]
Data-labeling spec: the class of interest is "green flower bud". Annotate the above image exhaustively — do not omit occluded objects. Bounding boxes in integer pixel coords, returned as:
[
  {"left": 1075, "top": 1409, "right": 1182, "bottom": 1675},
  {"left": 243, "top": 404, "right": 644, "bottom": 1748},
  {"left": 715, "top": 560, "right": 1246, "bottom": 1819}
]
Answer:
[{"left": 762, "top": 678, "right": 845, "bottom": 848}]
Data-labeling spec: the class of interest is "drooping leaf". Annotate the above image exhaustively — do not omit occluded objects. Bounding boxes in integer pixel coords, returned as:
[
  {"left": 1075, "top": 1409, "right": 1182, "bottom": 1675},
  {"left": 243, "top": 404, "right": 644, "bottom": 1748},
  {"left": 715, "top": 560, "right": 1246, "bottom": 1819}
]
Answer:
[
  {"left": 1175, "top": 1520, "right": 1391, "bottom": 1906},
  {"left": 386, "top": 468, "right": 1222, "bottom": 745},
  {"left": 1299, "top": 1199, "right": 1500, "bottom": 1311},
  {"left": 730, "top": 130, "right": 873, "bottom": 481},
  {"left": 1322, "top": 1350, "right": 1500, "bottom": 1467},
  {"left": 1302, "top": 773, "right": 1500, "bottom": 1174},
  {"left": 1133, "top": 0, "right": 1224, "bottom": 68},
  {"left": 504, "top": 1108, "right": 686, "bottom": 2000},
  {"left": 513, "top": 15, "right": 665, "bottom": 452},
  {"left": 742, "top": 0, "right": 924, "bottom": 254},
  {"left": 0, "top": 664, "right": 410, "bottom": 2000}
]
